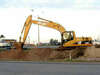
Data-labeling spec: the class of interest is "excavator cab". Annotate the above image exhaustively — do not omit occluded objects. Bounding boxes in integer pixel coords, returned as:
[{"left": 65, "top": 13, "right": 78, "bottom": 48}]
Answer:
[
  {"left": 61, "top": 31, "right": 75, "bottom": 44},
  {"left": 61, "top": 31, "right": 92, "bottom": 49}
]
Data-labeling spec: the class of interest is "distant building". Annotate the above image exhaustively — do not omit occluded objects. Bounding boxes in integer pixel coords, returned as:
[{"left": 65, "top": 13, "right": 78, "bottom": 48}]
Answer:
[
  {"left": 0, "top": 38, "right": 16, "bottom": 46},
  {"left": 93, "top": 40, "right": 100, "bottom": 45},
  {"left": 4, "top": 39, "right": 16, "bottom": 43},
  {"left": 0, "top": 38, "right": 16, "bottom": 49}
]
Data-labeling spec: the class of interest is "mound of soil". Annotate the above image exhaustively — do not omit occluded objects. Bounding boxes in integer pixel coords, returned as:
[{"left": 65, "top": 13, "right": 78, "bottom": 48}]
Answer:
[
  {"left": 24, "top": 48, "right": 52, "bottom": 61},
  {"left": 0, "top": 48, "right": 52, "bottom": 61},
  {"left": 84, "top": 46, "right": 100, "bottom": 58},
  {"left": 0, "top": 48, "right": 86, "bottom": 61}
]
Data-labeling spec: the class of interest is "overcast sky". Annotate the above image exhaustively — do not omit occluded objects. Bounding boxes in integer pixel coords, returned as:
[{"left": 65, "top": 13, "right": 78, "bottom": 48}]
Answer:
[{"left": 0, "top": 0, "right": 100, "bottom": 43}]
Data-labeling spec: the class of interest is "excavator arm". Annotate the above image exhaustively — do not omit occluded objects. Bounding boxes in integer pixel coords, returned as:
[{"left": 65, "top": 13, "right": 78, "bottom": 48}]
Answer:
[
  {"left": 19, "top": 15, "right": 32, "bottom": 43},
  {"left": 20, "top": 15, "right": 67, "bottom": 44}
]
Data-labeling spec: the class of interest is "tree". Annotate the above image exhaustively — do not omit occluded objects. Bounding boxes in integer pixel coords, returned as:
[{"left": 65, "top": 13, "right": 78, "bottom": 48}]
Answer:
[
  {"left": 49, "top": 39, "right": 59, "bottom": 45},
  {"left": 0, "top": 35, "right": 5, "bottom": 38},
  {"left": 50, "top": 39, "right": 54, "bottom": 45}
]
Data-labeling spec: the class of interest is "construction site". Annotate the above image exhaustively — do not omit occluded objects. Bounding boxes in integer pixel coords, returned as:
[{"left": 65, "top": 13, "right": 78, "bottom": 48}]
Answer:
[{"left": 0, "top": 15, "right": 100, "bottom": 62}]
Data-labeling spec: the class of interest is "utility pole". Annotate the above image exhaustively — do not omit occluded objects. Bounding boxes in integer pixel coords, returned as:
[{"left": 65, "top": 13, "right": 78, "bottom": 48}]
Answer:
[
  {"left": 38, "top": 24, "right": 40, "bottom": 46},
  {"left": 69, "top": 50, "right": 72, "bottom": 63},
  {"left": 28, "top": 36, "right": 30, "bottom": 44}
]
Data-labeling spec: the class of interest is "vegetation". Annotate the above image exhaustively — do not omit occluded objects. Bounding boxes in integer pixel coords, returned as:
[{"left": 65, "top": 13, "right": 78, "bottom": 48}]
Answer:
[
  {"left": 0, "top": 35, "right": 5, "bottom": 38},
  {"left": 49, "top": 39, "right": 60, "bottom": 45}
]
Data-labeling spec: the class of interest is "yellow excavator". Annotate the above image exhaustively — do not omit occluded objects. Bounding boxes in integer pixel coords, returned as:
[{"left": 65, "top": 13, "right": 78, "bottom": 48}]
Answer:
[{"left": 14, "top": 15, "right": 92, "bottom": 50}]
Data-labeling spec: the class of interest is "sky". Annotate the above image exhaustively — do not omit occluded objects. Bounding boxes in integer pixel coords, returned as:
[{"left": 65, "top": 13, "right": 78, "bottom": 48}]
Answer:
[{"left": 0, "top": 0, "right": 100, "bottom": 43}]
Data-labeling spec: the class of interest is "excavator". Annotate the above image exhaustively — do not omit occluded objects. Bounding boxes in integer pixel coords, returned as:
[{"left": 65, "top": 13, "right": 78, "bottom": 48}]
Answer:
[{"left": 14, "top": 15, "right": 92, "bottom": 50}]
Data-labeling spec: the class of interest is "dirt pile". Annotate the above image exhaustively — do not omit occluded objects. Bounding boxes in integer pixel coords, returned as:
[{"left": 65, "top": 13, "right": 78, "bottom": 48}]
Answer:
[
  {"left": 95, "top": 44, "right": 100, "bottom": 48},
  {"left": 0, "top": 48, "right": 86, "bottom": 61},
  {"left": 50, "top": 48, "right": 85, "bottom": 59},
  {"left": 0, "top": 48, "right": 53, "bottom": 61},
  {"left": 24, "top": 48, "right": 52, "bottom": 61},
  {"left": 0, "top": 50, "right": 21, "bottom": 60},
  {"left": 84, "top": 46, "right": 100, "bottom": 58}
]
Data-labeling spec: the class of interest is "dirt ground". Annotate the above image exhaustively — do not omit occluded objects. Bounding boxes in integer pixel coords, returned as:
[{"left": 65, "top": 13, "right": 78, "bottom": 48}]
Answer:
[
  {"left": 0, "top": 46, "right": 99, "bottom": 61},
  {"left": 0, "top": 48, "right": 83, "bottom": 61},
  {"left": 84, "top": 46, "right": 100, "bottom": 58}
]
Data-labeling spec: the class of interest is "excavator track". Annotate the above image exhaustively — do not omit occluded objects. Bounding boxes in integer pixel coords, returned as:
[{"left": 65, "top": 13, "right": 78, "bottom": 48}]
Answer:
[
  {"left": 56, "top": 46, "right": 76, "bottom": 51},
  {"left": 56, "top": 46, "right": 87, "bottom": 51}
]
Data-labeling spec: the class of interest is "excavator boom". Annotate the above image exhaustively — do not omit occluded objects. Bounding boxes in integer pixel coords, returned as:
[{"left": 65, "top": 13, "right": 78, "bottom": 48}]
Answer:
[
  {"left": 32, "top": 20, "right": 66, "bottom": 33},
  {"left": 20, "top": 15, "right": 66, "bottom": 44}
]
